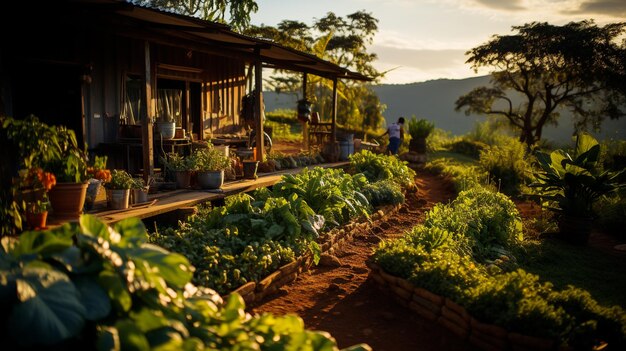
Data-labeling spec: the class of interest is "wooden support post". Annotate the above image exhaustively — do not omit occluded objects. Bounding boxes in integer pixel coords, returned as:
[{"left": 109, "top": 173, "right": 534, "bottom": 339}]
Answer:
[
  {"left": 331, "top": 77, "right": 338, "bottom": 143},
  {"left": 303, "top": 73, "right": 309, "bottom": 150},
  {"left": 254, "top": 48, "right": 264, "bottom": 162},
  {"left": 142, "top": 41, "right": 154, "bottom": 181}
]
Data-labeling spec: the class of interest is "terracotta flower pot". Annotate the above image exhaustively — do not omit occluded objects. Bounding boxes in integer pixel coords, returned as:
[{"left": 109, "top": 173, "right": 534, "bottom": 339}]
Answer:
[
  {"left": 25, "top": 211, "right": 48, "bottom": 230},
  {"left": 48, "top": 182, "right": 88, "bottom": 221}
]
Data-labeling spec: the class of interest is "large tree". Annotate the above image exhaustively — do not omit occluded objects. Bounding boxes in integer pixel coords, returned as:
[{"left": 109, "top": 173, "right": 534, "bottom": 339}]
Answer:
[
  {"left": 245, "top": 11, "right": 385, "bottom": 132},
  {"left": 134, "top": 0, "right": 258, "bottom": 30},
  {"left": 455, "top": 20, "right": 626, "bottom": 147}
]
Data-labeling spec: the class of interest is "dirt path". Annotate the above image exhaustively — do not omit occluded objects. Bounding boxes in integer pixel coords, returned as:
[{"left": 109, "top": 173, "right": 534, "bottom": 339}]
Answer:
[{"left": 250, "top": 171, "right": 476, "bottom": 350}]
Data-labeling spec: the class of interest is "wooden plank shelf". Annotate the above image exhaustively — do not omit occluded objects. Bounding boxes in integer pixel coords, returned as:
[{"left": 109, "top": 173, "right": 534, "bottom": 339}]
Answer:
[{"left": 47, "top": 162, "right": 350, "bottom": 226}]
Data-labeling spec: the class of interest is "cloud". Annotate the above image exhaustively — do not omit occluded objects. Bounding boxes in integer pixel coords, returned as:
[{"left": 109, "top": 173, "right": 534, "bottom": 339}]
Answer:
[
  {"left": 370, "top": 44, "right": 483, "bottom": 83},
  {"left": 567, "top": 0, "right": 626, "bottom": 17},
  {"left": 473, "top": 0, "right": 527, "bottom": 11},
  {"left": 372, "top": 45, "right": 467, "bottom": 70}
]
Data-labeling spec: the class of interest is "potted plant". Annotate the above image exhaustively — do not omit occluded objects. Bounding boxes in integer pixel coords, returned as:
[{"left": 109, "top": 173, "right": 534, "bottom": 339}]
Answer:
[
  {"left": 531, "top": 133, "right": 625, "bottom": 244},
  {"left": 407, "top": 117, "right": 434, "bottom": 154},
  {"left": 2, "top": 115, "right": 87, "bottom": 221},
  {"left": 131, "top": 177, "right": 151, "bottom": 204},
  {"left": 84, "top": 155, "right": 111, "bottom": 211},
  {"left": 24, "top": 197, "right": 51, "bottom": 230},
  {"left": 161, "top": 152, "right": 196, "bottom": 189},
  {"left": 104, "top": 169, "right": 134, "bottom": 210},
  {"left": 16, "top": 167, "right": 56, "bottom": 230},
  {"left": 193, "top": 147, "right": 230, "bottom": 189}
]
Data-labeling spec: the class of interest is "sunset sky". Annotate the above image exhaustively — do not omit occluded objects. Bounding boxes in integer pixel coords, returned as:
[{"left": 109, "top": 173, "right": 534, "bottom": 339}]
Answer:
[{"left": 251, "top": 0, "right": 626, "bottom": 84}]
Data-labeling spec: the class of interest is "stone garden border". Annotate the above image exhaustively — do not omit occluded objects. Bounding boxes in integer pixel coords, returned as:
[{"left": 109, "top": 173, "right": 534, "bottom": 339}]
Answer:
[
  {"left": 365, "top": 261, "right": 564, "bottom": 351},
  {"left": 229, "top": 204, "right": 402, "bottom": 306}
]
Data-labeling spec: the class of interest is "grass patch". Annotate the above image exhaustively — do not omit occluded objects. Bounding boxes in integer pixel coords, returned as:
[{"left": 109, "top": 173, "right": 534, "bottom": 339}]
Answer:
[
  {"left": 428, "top": 150, "right": 479, "bottom": 165},
  {"left": 521, "top": 238, "right": 626, "bottom": 308}
]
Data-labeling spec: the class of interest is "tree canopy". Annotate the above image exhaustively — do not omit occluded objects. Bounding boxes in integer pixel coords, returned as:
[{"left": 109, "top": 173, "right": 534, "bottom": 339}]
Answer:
[
  {"left": 455, "top": 20, "right": 626, "bottom": 147},
  {"left": 134, "top": 0, "right": 258, "bottom": 30},
  {"left": 245, "top": 11, "right": 385, "bottom": 132}
]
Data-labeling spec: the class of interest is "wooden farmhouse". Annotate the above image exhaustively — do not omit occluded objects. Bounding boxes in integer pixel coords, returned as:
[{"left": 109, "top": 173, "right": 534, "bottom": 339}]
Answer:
[{"left": 0, "top": 0, "right": 370, "bottom": 179}]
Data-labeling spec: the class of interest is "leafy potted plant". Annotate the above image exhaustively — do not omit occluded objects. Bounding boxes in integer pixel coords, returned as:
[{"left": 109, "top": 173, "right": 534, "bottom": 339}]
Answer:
[
  {"left": 131, "top": 177, "right": 151, "bottom": 204},
  {"left": 104, "top": 169, "right": 134, "bottom": 210},
  {"left": 531, "top": 133, "right": 625, "bottom": 244},
  {"left": 193, "top": 147, "right": 230, "bottom": 189},
  {"left": 2, "top": 115, "right": 88, "bottom": 221},
  {"left": 161, "top": 152, "right": 196, "bottom": 189},
  {"left": 407, "top": 117, "right": 434, "bottom": 154},
  {"left": 24, "top": 198, "right": 51, "bottom": 230}
]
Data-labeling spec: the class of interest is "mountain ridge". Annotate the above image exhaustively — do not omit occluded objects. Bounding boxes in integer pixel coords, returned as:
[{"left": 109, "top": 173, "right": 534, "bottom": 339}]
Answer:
[{"left": 263, "top": 75, "right": 625, "bottom": 144}]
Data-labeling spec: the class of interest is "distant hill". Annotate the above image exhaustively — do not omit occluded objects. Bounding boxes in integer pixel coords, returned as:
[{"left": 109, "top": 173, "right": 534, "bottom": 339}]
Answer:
[{"left": 264, "top": 76, "right": 626, "bottom": 144}]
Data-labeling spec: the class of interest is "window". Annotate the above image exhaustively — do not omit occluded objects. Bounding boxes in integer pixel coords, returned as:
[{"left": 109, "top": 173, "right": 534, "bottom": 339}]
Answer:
[{"left": 120, "top": 75, "right": 145, "bottom": 125}]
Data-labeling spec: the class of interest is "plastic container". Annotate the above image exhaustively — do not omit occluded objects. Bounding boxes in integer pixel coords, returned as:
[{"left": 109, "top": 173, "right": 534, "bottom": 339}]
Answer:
[{"left": 338, "top": 141, "right": 354, "bottom": 161}]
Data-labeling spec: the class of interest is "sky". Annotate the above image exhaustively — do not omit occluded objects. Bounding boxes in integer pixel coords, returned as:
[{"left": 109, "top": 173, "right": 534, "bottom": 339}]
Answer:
[{"left": 250, "top": 0, "right": 626, "bottom": 84}]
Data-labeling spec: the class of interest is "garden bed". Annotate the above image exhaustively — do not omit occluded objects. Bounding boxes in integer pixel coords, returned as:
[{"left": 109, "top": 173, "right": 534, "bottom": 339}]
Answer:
[
  {"left": 231, "top": 205, "right": 400, "bottom": 305},
  {"left": 366, "top": 260, "right": 561, "bottom": 351}
]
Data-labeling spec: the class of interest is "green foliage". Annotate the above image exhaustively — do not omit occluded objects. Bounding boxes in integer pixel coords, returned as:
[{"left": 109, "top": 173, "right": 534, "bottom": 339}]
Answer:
[
  {"left": 599, "top": 139, "right": 626, "bottom": 173},
  {"left": 424, "top": 157, "right": 488, "bottom": 192},
  {"left": 161, "top": 152, "right": 196, "bottom": 172},
  {"left": 423, "top": 187, "right": 523, "bottom": 263},
  {"left": 151, "top": 164, "right": 409, "bottom": 295},
  {"left": 360, "top": 180, "right": 405, "bottom": 207},
  {"left": 0, "top": 215, "right": 366, "bottom": 350},
  {"left": 456, "top": 21, "right": 626, "bottom": 147},
  {"left": 530, "top": 133, "right": 625, "bottom": 217},
  {"left": 245, "top": 11, "right": 385, "bottom": 133},
  {"left": 479, "top": 138, "right": 532, "bottom": 195},
  {"left": 407, "top": 117, "right": 434, "bottom": 139},
  {"left": 448, "top": 139, "right": 488, "bottom": 159},
  {"left": 1, "top": 115, "right": 88, "bottom": 183},
  {"left": 374, "top": 186, "right": 626, "bottom": 347},
  {"left": 350, "top": 150, "right": 416, "bottom": 189},
  {"left": 136, "top": 0, "right": 259, "bottom": 31},
  {"left": 465, "top": 270, "right": 566, "bottom": 338},
  {"left": 271, "top": 167, "right": 370, "bottom": 228},
  {"left": 104, "top": 169, "right": 134, "bottom": 190},
  {"left": 594, "top": 194, "right": 626, "bottom": 238},
  {"left": 193, "top": 147, "right": 230, "bottom": 172}
]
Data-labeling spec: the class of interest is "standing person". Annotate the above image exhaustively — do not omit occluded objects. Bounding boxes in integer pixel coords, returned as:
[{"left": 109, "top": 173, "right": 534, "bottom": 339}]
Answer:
[{"left": 382, "top": 117, "right": 405, "bottom": 155}]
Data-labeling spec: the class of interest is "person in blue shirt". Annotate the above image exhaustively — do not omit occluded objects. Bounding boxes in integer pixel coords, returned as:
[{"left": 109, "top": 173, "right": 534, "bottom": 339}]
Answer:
[{"left": 382, "top": 117, "right": 405, "bottom": 155}]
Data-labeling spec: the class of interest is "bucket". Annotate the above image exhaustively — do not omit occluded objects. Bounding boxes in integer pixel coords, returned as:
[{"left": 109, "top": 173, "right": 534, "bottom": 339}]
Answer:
[
  {"left": 156, "top": 122, "right": 176, "bottom": 140},
  {"left": 338, "top": 140, "right": 354, "bottom": 161},
  {"left": 106, "top": 189, "right": 130, "bottom": 210}
]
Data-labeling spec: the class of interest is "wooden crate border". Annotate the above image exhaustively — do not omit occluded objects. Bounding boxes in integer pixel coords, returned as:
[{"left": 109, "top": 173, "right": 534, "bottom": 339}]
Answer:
[{"left": 367, "top": 266, "right": 564, "bottom": 351}]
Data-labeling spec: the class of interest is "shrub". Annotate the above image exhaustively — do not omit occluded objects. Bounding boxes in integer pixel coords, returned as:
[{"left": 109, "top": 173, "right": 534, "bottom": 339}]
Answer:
[
  {"left": 479, "top": 137, "right": 532, "bottom": 196},
  {"left": 448, "top": 139, "right": 488, "bottom": 159},
  {"left": 423, "top": 187, "right": 523, "bottom": 263}
]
